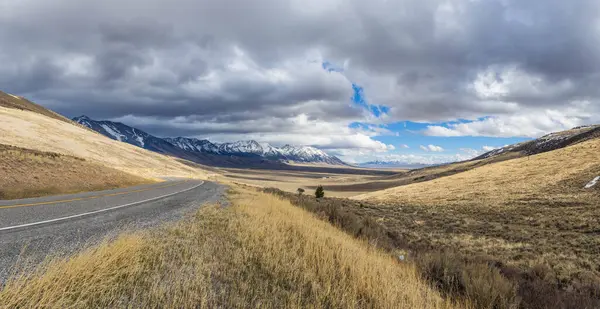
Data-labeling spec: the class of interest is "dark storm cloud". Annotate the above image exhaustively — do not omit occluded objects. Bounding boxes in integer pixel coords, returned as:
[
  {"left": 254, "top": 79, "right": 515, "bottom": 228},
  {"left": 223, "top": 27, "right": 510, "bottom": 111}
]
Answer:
[{"left": 1, "top": 0, "right": 599, "bottom": 141}]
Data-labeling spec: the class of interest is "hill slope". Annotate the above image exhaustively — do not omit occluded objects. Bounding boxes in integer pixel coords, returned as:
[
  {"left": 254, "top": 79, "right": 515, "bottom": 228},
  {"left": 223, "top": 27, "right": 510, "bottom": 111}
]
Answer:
[
  {"left": 0, "top": 91, "right": 72, "bottom": 125},
  {"left": 355, "top": 136, "right": 600, "bottom": 206},
  {"left": 0, "top": 144, "right": 153, "bottom": 199},
  {"left": 0, "top": 102, "right": 208, "bottom": 180}
]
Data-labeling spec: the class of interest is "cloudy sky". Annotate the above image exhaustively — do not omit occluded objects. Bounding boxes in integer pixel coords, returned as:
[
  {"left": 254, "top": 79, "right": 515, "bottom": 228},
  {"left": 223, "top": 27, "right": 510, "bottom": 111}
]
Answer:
[{"left": 2, "top": 0, "right": 600, "bottom": 164}]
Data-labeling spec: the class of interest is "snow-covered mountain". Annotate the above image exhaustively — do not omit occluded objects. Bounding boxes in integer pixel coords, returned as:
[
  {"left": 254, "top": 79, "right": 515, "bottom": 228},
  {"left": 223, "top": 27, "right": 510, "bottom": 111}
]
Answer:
[
  {"left": 73, "top": 116, "right": 346, "bottom": 166},
  {"left": 218, "top": 140, "right": 265, "bottom": 157},
  {"left": 279, "top": 145, "right": 345, "bottom": 165},
  {"left": 162, "top": 137, "right": 345, "bottom": 165}
]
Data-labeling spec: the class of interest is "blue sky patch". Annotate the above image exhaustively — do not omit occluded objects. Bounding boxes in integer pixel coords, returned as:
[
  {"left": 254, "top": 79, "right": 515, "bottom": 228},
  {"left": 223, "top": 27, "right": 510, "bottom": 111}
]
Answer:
[{"left": 351, "top": 84, "right": 390, "bottom": 118}]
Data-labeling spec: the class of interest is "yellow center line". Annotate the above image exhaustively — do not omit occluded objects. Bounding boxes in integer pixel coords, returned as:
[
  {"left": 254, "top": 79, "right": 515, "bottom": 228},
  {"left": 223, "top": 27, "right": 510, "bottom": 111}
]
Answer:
[{"left": 0, "top": 181, "right": 189, "bottom": 210}]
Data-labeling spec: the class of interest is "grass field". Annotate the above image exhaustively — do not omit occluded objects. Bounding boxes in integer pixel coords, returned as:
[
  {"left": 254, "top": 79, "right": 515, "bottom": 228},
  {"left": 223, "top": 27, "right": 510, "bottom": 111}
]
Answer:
[
  {"left": 266, "top": 188, "right": 600, "bottom": 308},
  {"left": 0, "top": 188, "right": 458, "bottom": 309},
  {"left": 348, "top": 138, "right": 600, "bottom": 307},
  {"left": 0, "top": 144, "right": 155, "bottom": 199}
]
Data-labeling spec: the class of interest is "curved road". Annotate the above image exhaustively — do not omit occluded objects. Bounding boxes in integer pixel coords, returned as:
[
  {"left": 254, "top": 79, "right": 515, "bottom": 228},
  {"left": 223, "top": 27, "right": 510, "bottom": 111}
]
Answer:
[{"left": 0, "top": 179, "right": 224, "bottom": 281}]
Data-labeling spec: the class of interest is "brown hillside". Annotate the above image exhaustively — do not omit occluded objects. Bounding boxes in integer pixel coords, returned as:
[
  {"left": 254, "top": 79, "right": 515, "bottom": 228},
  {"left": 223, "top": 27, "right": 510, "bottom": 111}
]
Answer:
[{"left": 0, "top": 144, "right": 154, "bottom": 199}]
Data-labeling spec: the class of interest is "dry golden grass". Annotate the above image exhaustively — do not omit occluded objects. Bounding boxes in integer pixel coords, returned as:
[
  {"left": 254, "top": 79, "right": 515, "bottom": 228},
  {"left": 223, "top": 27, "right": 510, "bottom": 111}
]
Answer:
[
  {"left": 0, "top": 105, "right": 210, "bottom": 180},
  {"left": 0, "top": 188, "right": 460, "bottom": 309},
  {"left": 0, "top": 91, "right": 72, "bottom": 125},
  {"left": 355, "top": 137, "right": 600, "bottom": 206},
  {"left": 0, "top": 144, "right": 154, "bottom": 199},
  {"left": 267, "top": 188, "right": 600, "bottom": 308}
]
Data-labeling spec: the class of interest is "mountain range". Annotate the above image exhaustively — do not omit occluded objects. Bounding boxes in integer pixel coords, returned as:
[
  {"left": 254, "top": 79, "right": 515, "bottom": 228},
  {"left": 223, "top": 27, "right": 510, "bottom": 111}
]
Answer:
[{"left": 73, "top": 116, "right": 346, "bottom": 166}]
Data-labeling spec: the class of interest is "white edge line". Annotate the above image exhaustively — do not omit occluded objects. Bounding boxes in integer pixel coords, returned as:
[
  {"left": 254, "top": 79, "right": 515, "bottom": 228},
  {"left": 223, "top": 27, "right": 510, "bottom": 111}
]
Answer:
[{"left": 0, "top": 181, "right": 205, "bottom": 232}]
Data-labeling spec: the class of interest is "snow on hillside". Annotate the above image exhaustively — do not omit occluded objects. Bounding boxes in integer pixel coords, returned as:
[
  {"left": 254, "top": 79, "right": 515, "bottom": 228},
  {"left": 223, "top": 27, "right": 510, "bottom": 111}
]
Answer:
[
  {"left": 100, "top": 124, "right": 126, "bottom": 142},
  {"left": 164, "top": 137, "right": 345, "bottom": 165},
  {"left": 164, "top": 137, "right": 220, "bottom": 153},
  {"left": 218, "top": 140, "right": 264, "bottom": 156},
  {"left": 74, "top": 116, "right": 149, "bottom": 148}
]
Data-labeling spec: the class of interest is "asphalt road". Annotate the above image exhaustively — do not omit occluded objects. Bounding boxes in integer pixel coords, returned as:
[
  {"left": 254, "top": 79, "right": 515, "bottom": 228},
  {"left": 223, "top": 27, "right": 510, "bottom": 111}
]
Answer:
[{"left": 0, "top": 179, "right": 225, "bottom": 282}]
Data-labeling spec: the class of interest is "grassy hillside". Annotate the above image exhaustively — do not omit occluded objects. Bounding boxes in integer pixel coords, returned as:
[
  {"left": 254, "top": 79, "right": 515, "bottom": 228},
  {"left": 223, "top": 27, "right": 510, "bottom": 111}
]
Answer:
[
  {"left": 0, "top": 104, "right": 209, "bottom": 180},
  {"left": 355, "top": 137, "right": 600, "bottom": 206},
  {"left": 0, "top": 188, "right": 457, "bottom": 309},
  {"left": 328, "top": 136, "right": 600, "bottom": 307},
  {"left": 266, "top": 186, "right": 600, "bottom": 308},
  {"left": 0, "top": 144, "right": 154, "bottom": 199},
  {"left": 0, "top": 91, "right": 73, "bottom": 125}
]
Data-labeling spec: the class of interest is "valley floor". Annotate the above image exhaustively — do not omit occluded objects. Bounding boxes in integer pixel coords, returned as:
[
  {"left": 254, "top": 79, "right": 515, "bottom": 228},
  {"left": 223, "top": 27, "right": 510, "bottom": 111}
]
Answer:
[{"left": 220, "top": 166, "right": 397, "bottom": 197}]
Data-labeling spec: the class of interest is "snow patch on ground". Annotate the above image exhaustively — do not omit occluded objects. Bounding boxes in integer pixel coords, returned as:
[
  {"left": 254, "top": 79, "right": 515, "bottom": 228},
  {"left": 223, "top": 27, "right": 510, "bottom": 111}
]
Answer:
[
  {"left": 584, "top": 176, "right": 600, "bottom": 189},
  {"left": 132, "top": 129, "right": 145, "bottom": 147},
  {"left": 135, "top": 136, "right": 144, "bottom": 147},
  {"left": 100, "top": 124, "right": 125, "bottom": 142}
]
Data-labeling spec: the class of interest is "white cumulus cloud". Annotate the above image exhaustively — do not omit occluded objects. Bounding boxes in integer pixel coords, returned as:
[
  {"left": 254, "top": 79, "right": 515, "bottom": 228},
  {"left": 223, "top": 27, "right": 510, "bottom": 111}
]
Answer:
[
  {"left": 420, "top": 144, "right": 444, "bottom": 152},
  {"left": 422, "top": 108, "right": 590, "bottom": 138}
]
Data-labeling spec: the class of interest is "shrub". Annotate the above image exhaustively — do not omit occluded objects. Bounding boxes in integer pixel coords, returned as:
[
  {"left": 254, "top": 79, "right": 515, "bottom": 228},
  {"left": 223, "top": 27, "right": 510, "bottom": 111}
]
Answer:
[
  {"left": 417, "top": 253, "right": 519, "bottom": 309},
  {"left": 315, "top": 185, "right": 325, "bottom": 198}
]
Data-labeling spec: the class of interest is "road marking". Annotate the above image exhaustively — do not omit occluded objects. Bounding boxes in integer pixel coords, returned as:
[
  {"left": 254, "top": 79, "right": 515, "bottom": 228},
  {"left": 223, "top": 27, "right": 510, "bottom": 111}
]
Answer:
[
  {"left": 0, "top": 181, "right": 204, "bottom": 232},
  {"left": 0, "top": 181, "right": 188, "bottom": 210}
]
